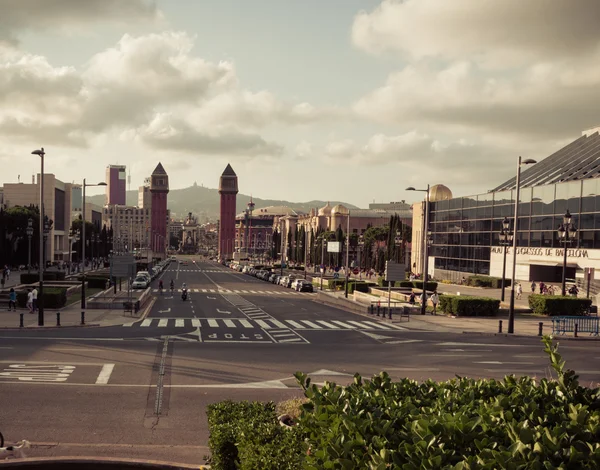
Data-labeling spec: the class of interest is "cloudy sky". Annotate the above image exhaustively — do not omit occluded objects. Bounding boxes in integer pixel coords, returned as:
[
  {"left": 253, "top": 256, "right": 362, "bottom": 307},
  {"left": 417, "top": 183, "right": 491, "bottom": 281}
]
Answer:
[{"left": 1, "top": 0, "right": 599, "bottom": 207}]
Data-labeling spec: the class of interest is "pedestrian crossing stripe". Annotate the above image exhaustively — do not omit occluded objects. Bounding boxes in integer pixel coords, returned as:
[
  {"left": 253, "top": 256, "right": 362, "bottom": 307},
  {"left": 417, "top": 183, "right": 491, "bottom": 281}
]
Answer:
[
  {"left": 123, "top": 318, "right": 406, "bottom": 331},
  {"left": 152, "top": 288, "right": 315, "bottom": 296}
]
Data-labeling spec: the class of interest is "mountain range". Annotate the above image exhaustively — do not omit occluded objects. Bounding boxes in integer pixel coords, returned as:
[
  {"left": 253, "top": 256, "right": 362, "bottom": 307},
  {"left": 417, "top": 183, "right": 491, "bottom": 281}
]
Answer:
[{"left": 87, "top": 183, "right": 356, "bottom": 222}]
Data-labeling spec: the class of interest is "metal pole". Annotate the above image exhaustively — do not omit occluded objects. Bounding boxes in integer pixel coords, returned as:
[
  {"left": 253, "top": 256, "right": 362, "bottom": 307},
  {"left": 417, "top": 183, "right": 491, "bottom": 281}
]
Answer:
[
  {"left": 280, "top": 222, "right": 285, "bottom": 276},
  {"left": 344, "top": 210, "right": 350, "bottom": 298},
  {"left": 320, "top": 237, "right": 325, "bottom": 290},
  {"left": 420, "top": 185, "right": 430, "bottom": 315},
  {"left": 587, "top": 269, "right": 591, "bottom": 299},
  {"left": 81, "top": 179, "right": 86, "bottom": 309},
  {"left": 28, "top": 235, "right": 32, "bottom": 274},
  {"left": 508, "top": 157, "right": 522, "bottom": 334},
  {"left": 38, "top": 149, "right": 45, "bottom": 326},
  {"left": 501, "top": 244, "right": 507, "bottom": 302},
  {"left": 561, "top": 234, "right": 568, "bottom": 296}
]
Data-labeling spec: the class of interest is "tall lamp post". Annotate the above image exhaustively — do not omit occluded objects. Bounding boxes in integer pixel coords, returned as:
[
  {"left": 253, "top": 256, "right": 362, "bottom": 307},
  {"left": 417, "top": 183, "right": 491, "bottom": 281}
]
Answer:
[
  {"left": 344, "top": 209, "right": 351, "bottom": 298},
  {"left": 26, "top": 218, "right": 33, "bottom": 274},
  {"left": 508, "top": 156, "right": 537, "bottom": 334},
  {"left": 31, "top": 148, "right": 45, "bottom": 326},
  {"left": 81, "top": 178, "right": 107, "bottom": 309},
  {"left": 407, "top": 185, "right": 430, "bottom": 315},
  {"left": 558, "top": 210, "right": 577, "bottom": 296},
  {"left": 498, "top": 217, "right": 513, "bottom": 302},
  {"left": 358, "top": 235, "right": 365, "bottom": 274}
]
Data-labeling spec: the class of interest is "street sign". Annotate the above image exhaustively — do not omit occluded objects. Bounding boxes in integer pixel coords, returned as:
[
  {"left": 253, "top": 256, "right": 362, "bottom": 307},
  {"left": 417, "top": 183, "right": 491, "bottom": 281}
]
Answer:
[
  {"left": 333, "top": 272, "right": 339, "bottom": 279},
  {"left": 353, "top": 268, "right": 359, "bottom": 275},
  {"left": 327, "top": 241, "right": 341, "bottom": 253},
  {"left": 384, "top": 261, "right": 406, "bottom": 282},
  {"left": 111, "top": 254, "right": 136, "bottom": 278}
]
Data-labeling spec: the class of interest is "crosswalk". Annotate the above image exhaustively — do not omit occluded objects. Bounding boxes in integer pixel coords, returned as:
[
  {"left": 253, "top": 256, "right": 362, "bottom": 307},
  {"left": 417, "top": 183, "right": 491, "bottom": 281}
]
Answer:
[
  {"left": 152, "top": 288, "right": 315, "bottom": 296},
  {"left": 166, "top": 269, "right": 229, "bottom": 273},
  {"left": 123, "top": 317, "right": 407, "bottom": 331}
]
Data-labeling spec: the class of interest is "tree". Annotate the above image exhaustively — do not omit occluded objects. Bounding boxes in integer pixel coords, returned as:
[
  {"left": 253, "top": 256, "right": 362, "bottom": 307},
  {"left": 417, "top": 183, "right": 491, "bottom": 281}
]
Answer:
[{"left": 0, "top": 205, "right": 41, "bottom": 268}]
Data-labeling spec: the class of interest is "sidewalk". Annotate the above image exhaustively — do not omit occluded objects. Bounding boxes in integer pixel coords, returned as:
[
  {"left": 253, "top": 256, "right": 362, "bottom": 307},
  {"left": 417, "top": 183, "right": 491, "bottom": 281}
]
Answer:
[{"left": 0, "top": 299, "right": 149, "bottom": 329}]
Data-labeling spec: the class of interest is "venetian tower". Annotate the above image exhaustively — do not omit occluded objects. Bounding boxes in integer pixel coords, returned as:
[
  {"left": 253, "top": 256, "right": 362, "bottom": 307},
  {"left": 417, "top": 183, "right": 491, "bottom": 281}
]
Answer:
[
  {"left": 218, "top": 164, "right": 238, "bottom": 260},
  {"left": 150, "top": 162, "right": 169, "bottom": 256}
]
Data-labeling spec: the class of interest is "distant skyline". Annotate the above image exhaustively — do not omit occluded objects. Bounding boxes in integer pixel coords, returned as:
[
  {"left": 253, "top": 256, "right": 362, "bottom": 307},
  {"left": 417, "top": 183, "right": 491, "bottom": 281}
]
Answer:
[{"left": 1, "top": 1, "right": 599, "bottom": 206}]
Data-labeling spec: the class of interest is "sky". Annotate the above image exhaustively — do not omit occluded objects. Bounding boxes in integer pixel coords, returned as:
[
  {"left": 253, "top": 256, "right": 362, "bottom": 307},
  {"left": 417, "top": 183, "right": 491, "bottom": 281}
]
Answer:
[{"left": 1, "top": 0, "right": 600, "bottom": 208}]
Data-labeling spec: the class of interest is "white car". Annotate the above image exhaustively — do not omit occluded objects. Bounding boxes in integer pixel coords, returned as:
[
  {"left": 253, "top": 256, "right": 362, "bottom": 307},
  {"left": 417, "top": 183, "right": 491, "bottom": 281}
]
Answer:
[
  {"left": 136, "top": 271, "right": 152, "bottom": 283},
  {"left": 132, "top": 276, "right": 149, "bottom": 289}
]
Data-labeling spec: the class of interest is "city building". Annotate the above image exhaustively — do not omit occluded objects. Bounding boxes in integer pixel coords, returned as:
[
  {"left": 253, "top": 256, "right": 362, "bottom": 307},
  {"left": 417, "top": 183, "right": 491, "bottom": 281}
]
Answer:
[
  {"left": 105, "top": 165, "right": 126, "bottom": 206},
  {"left": 368, "top": 201, "right": 412, "bottom": 211},
  {"left": 218, "top": 164, "right": 238, "bottom": 260},
  {"left": 102, "top": 204, "right": 151, "bottom": 252},
  {"left": 410, "top": 126, "right": 600, "bottom": 291},
  {"left": 138, "top": 178, "right": 152, "bottom": 209},
  {"left": 149, "top": 163, "right": 169, "bottom": 256},
  {"left": 2, "top": 174, "right": 74, "bottom": 262}
]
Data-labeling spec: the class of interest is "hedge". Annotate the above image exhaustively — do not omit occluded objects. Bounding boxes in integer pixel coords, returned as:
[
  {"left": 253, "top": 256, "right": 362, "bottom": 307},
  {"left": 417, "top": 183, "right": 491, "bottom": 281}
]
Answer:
[
  {"left": 528, "top": 294, "right": 592, "bottom": 316},
  {"left": 16, "top": 287, "right": 67, "bottom": 308},
  {"left": 467, "top": 275, "right": 511, "bottom": 288},
  {"left": 439, "top": 294, "right": 500, "bottom": 316},
  {"left": 346, "top": 281, "right": 370, "bottom": 294},
  {"left": 86, "top": 276, "right": 110, "bottom": 289},
  {"left": 412, "top": 280, "right": 438, "bottom": 291},
  {"left": 208, "top": 337, "right": 600, "bottom": 468},
  {"left": 20, "top": 271, "right": 65, "bottom": 284}
]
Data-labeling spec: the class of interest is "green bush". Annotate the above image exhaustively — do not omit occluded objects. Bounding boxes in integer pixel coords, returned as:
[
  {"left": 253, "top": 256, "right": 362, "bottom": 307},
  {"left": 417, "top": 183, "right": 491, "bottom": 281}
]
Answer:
[
  {"left": 528, "top": 294, "right": 592, "bottom": 316},
  {"left": 20, "top": 272, "right": 61, "bottom": 284},
  {"left": 412, "top": 280, "right": 438, "bottom": 291},
  {"left": 398, "top": 280, "right": 413, "bottom": 288},
  {"left": 54, "top": 271, "right": 66, "bottom": 281},
  {"left": 40, "top": 287, "right": 67, "bottom": 308},
  {"left": 467, "top": 275, "right": 511, "bottom": 288},
  {"left": 326, "top": 279, "right": 346, "bottom": 290},
  {"left": 439, "top": 294, "right": 500, "bottom": 316},
  {"left": 16, "top": 291, "right": 28, "bottom": 308},
  {"left": 206, "top": 400, "right": 303, "bottom": 470}
]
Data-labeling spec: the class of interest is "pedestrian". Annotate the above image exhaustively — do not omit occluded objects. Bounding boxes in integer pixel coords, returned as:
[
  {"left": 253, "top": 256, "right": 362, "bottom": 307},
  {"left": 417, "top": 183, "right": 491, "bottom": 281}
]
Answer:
[
  {"left": 409, "top": 292, "right": 415, "bottom": 305},
  {"left": 531, "top": 281, "right": 536, "bottom": 293},
  {"left": 31, "top": 287, "right": 38, "bottom": 313},
  {"left": 430, "top": 291, "right": 439, "bottom": 315},
  {"left": 516, "top": 283, "right": 523, "bottom": 299},
  {"left": 539, "top": 281, "right": 545, "bottom": 294},
  {"left": 26, "top": 289, "right": 33, "bottom": 313},
  {"left": 569, "top": 285, "right": 579, "bottom": 297},
  {"left": 8, "top": 288, "right": 17, "bottom": 312}
]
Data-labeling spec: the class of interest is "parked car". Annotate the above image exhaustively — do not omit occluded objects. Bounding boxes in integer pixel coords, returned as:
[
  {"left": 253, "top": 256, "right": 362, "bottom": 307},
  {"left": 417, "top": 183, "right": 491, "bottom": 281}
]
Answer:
[
  {"left": 285, "top": 276, "right": 297, "bottom": 288},
  {"left": 296, "top": 280, "right": 314, "bottom": 292},
  {"left": 136, "top": 271, "right": 152, "bottom": 283},
  {"left": 292, "top": 279, "right": 304, "bottom": 290},
  {"left": 132, "top": 276, "right": 149, "bottom": 289}
]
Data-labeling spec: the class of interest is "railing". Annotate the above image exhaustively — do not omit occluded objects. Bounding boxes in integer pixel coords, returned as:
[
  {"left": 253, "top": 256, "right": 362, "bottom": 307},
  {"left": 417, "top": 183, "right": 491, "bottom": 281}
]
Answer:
[{"left": 551, "top": 316, "right": 599, "bottom": 336}]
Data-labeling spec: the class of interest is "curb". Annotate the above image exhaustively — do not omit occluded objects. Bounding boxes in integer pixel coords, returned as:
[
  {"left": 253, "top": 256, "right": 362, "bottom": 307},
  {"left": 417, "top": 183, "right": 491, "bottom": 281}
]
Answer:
[
  {"left": 462, "top": 331, "right": 600, "bottom": 341},
  {"left": 0, "top": 456, "right": 208, "bottom": 469}
]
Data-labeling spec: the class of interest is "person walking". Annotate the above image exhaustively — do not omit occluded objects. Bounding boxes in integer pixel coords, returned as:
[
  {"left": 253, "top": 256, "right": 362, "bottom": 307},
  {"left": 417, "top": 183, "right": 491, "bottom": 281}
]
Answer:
[
  {"left": 31, "top": 287, "right": 38, "bottom": 313},
  {"left": 26, "top": 289, "right": 33, "bottom": 313},
  {"left": 531, "top": 281, "right": 536, "bottom": 293},
  {"left": 8, "top": 288, "right": 17, "bottom": 312},
  {"left": 409, "top": 291, "right": 415, "bottom": 305},
  {"left": 430, "top": 291, "right": 439, "bottom": 315}
]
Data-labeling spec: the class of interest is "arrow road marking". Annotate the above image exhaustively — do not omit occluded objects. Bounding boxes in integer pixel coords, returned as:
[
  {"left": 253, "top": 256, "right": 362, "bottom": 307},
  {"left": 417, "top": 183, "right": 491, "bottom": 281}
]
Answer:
[
  {"left": 474, "top": 361, "right": 535, "bottom": 365},
  {"left": 207, "top": 296, "right": 216, "bottom": 300},
  {"left": 158, "top": 307, "right": 171, "bottom": 314},
  {"left": 216, "top": 309, "right": 231, "bottom": 314}
]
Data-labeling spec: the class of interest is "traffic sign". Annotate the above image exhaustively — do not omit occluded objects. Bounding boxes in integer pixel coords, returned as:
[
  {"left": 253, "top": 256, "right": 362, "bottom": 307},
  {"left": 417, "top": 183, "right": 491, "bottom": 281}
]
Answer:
[
  {"left": 333, "top": 272, "right": 339, "bottom": 279},
  {"left": 111, "top": 254, "right": 135, "bottom": 278},
  {"left": 384, "top": 261, "right": 406, "bottom": 282},
  {"left": 353, "top": 268, "right": 359, "bottom": 275}
]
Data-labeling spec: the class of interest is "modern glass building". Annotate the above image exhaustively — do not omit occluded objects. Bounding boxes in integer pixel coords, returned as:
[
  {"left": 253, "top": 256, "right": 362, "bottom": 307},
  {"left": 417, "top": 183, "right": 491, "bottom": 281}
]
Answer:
[{"left": 416, "top": 126, "right": 600, "bottom": 287}]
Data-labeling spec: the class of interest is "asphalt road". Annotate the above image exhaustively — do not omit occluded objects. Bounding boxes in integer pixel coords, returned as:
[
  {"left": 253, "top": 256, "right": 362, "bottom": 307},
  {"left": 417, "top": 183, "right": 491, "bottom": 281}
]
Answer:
[{"left": 1, "top": 256, "right": 599, "bottom": 465}]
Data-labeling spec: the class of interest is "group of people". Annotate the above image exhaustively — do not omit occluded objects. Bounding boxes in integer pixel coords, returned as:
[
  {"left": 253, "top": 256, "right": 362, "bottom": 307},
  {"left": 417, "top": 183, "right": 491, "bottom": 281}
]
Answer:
[
  {"left": 408, "top": 290, "right": 440, "bottom": 314},
  {"left": 6, "top": 287, "right": 38, "bottom": 313},
  {"left": 530, "top": 281, "right": 579, "bottom": 296}
]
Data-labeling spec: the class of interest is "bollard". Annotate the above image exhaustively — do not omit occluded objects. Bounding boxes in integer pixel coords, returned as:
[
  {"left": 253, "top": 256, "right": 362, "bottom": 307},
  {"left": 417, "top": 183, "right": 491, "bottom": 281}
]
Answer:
[
  {"left": 19, "top": 313, "right": 24, "bottom": 328},
  {"left": 498, "top": 320, "right": 503, "bottom": 334},
  {"left": 376, "top": 305, "right": 380, "bottom": 316},
  {"left": 538, "top": 322, "right": 543, "bottom": 336},
  {"left": 369, "top": 304, "right": 374, "bottom": 315},
  {"left": 574, "top": 323, "right": 578, "bottom": 338},
  {"left": 383, "top": 307, "right": 387, "bottom": 318},
  {"left": 56, "top": 311, "right": 61, "bottom": 327},
  {"left": 81, "top": 311, "right": 85, "bottom": 325}
]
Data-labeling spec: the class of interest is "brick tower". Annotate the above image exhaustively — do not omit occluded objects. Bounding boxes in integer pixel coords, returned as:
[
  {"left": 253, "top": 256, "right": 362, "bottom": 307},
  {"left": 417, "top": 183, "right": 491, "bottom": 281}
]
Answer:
[
  {"left": 218, "top": 164, "right": 238, "bottom": 260},
  {"left": 150, "top": 162, "right": 169, "bottom": 256}
]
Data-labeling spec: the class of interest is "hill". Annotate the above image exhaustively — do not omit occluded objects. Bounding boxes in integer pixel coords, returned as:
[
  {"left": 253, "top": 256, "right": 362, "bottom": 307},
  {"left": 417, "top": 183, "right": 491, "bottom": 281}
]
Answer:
[{"left": 87, "top": 184, "right": 357, "bottom": 222}]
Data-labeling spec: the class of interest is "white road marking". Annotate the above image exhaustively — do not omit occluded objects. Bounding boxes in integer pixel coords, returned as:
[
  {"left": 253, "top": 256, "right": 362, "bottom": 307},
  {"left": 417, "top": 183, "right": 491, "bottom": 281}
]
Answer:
[
  {"left": 278, "top": 338, "right": 304, "bottom": 343},
  {"left": 285, "top": 320, "right": 304, "bottom": 329},
  {"left": 386, "top": 323, "right": 408, "bottom": 330},
  {"left": 316, "top": 320, "right": 338, "bottom": 329},
  {"left": 300, "top": 320, "right": 322, "bottom": 329},
  {"left": 207, "top": 319, "right": 219, "bottom": 327},
  {"left": 437, "top": 342, "right": 528, "bottom": 348},
  {"left": 141, "top": 319, "right": 152, "bottom": 327},
  {"left": 95, "top": 364, "right": 115, "bottom": 384},
  {"left": 475, "top": 361, "right": 535, "bottom": 365},
  {"left": 239, "top": 319, "right": 253, "bottom": 328},
  {"left": 270, "top": 319, "right": 288, "bottom": 329},
  {"left": 123, "top": 322, "right": 135, "bottom": 327},
  {"left": 347, "top": 321, "right": 369, "bottom": 329},
  {"left": 209, "top": 289, "right": 216, "bottom": 293},
  {"left": 158, "top": 319, "right": 168, "bottom": 327},
  {"left": 249, "top": 290, "right": 258, "bottom": 293},
  {"left": 201, "top": 289, "right": 207, "bottom": 293},
  {"left": 224, "top": 319, "right": 236, "bottom": 328},
  {"left": 191, "top": 319, "right": 201, "bottom": 327},
  {"left": 331, "top": 320, "right": 355, "bottom": 329},
  {"left": 193, "top": 289, "right": 199, "bottom": 293},
  {"left": 362, "top": 321, "right": 391, "bottom": 330},
  {"left": 256, "top": 320, "right": 271, "bottom": 329},
  {"left": 175, "top": 319, "right": 184, "bottom": 327}
]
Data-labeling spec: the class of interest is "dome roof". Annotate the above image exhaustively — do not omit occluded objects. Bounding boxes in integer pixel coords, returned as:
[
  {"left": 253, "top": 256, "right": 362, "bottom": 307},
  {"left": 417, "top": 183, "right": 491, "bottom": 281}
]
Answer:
[
  {"left": 429, "top": 184, "right": 453, "bottom": 202},
  {"left": 331, "top": 204, "right": 349, "bottom": 215},
  {"left": 318, "top": 202, "right": 332, "bottom": 216}
]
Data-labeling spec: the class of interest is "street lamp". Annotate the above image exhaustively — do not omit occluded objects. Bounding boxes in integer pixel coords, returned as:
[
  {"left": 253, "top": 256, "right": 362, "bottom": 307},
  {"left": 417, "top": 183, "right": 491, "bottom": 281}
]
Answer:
[
  {"left": 407, "top": 185, "right": 430, "bottom": 315},
  {"left": 43, "top": 216, "right": 52, "bottom": 270},
  {"left": 358, "top": 235, "right": 365, "bottom": 273},
  {"left": 31, "top": 148, "right": 45, "bottom": 326},
  {"left": 558, "top": 209, "right": 578, "bottom": 296},
  {"left": 26, "top": 218, "right": 33, "bottom": 274},
  {"left": 498, "top": 217, "right": 513, "bottom": 302},
  {"left": 81, "top": 178, "right": 107, "bottom": 309},
  {"left": 508, "top": 156, "right": 537, "bottom": 334}
]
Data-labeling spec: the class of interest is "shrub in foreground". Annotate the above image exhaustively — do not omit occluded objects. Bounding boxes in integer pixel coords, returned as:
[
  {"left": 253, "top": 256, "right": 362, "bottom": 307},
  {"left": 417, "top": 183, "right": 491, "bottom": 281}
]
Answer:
[
  {"left": 207, "top": 337, "right": 600, "bottom": 468},
  {"left": 529, "top": 294, "right": 592, "bottom": 316},
  {"left": 467, "top": 275, "right": 511, "bottom": 288},
  {"left": 439, "top": 294, "right": 500, "bottom": 316}
]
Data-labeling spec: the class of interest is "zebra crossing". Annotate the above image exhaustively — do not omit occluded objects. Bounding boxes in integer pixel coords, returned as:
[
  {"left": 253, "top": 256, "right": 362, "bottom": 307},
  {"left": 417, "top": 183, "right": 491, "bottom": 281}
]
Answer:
[
  {"left": 123, "top": 317, "right": 407, "bottom": 331},
  {"left": 152, "top": 288, "right": 315, "bottom": 296},
  {"left": 165, "top": 269, "right": 229, "bottom": 273}
]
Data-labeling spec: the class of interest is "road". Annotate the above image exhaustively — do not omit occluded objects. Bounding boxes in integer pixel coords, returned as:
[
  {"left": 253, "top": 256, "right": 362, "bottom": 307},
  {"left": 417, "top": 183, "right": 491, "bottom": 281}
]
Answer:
[{"left": 1, "top": 256, "right": 599, "bottom": 465}]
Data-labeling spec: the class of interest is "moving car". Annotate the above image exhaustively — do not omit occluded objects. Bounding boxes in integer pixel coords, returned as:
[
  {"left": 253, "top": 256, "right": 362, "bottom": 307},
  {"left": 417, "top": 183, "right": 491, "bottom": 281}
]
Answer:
[
  {"left": 136, "top": 271, "right": 152, "bottom": 283},
  {"left": 132, "top": 276, "right": 149, "bottom": 289}
]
